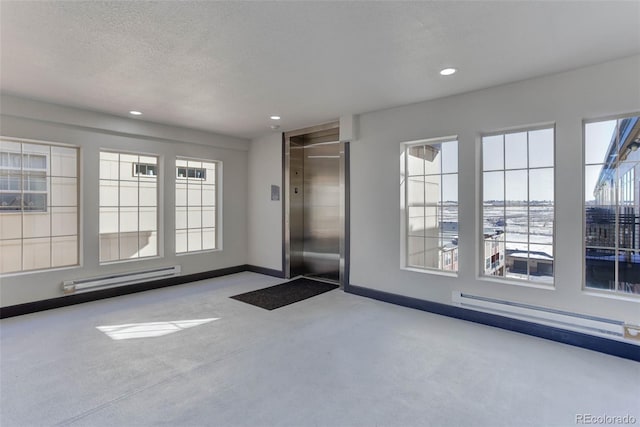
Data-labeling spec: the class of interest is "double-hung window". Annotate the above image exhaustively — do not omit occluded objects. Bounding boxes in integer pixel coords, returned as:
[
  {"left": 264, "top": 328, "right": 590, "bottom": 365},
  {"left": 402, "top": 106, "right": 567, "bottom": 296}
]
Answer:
[
  {"left": 0, "top": 138, "right": 79, "bottom": 273},
  {"left": 175, "top": 158, "right": 217, "bottom": 253},
  {"left": 481, "top": 126, "right": 555, "bottom": 284},
  {"left": 402, "top": 137, "right": 458, "bottom": 273},
  {"left": 99, "top": 152, "right": 158, "bottom": 262},
  {"left": 584, "top": 115, "right": 640, "bottom": 295}
]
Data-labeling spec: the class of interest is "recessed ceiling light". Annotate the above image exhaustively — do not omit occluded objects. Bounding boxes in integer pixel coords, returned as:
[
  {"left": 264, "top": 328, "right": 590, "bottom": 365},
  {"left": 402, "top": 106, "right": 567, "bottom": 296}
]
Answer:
[
  {"left": 129, "top": 110, "right": 142, "bottom": 116},
  {"left": 270, "top": 115, "right": 281, "bottom": 120},
  {"left": 439, "top": 68, "right": 457, "bottom": 76}
]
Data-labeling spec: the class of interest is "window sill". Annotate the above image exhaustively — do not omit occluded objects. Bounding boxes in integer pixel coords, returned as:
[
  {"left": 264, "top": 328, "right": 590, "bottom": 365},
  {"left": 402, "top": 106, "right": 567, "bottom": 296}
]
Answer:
[
  {"left": 477, "top": 275, "right": 555, "bottom": 290},
  {"left": 402, "top": 266, "right": 458, "bottom": 278}
]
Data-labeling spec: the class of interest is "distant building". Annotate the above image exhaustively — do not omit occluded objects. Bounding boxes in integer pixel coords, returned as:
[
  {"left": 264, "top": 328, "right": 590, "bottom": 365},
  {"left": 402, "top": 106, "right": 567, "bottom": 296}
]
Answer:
[
  {"left": 483, "top": 229, "right": 505, "bottom": 276},
  {"left": 586, "top": 116, "right": 640, "bottom": 291}
]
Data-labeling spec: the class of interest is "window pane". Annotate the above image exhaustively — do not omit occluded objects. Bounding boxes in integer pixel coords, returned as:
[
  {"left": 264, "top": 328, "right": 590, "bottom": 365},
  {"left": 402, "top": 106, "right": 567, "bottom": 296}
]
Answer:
[
  {"left": 483, "top": 171, "right": 504, "bottom": 204},
  {"left": 23, "top": 212, "right": 50, "bottom": 238},
  {"left": 423, "top": 237, "right": 441, "bottom": 269},
  {"left": 138, "top": 231, "right": 157, "bottom": 258},
  {"left": 119, "top": 231, "right": 139, "bottom": 259},
  {"left": 585, "top": 248, "right": 616, "bottom": 291},
  {"left": 407, "top": 176, "right": 425, "bottom": 207},
  {"left": 529, "top": 205, "right": 554, "bottom": 245},
  {"left": 0, "top": 212, "right": 22, "bottom": 239},
  {"left": 529, "top": 168, "right": 554, "bottom": 203},
  {"left": 119, "top": 181, "right": 138, "bottom": 206},
  {"left": 617, "top": 250, "right": 640, "bottom": 294},
  {"left": 441, "top": 140, "right": 457, "bottom": 174},
  {"left": 202, "top": 228, "right": 216, "bottom": 250},
  {"left": 505, "top": 170, "right": 527, "bottom": 205},
  {"left": 51, "top": 235, "right": 77, "bottom": 267},
  {"left": 528, "top": 128, "right": 554, "bottom": 168},
  {"left": 407, "top": 145, "right": 424, "bottom": 176},
  {"left": 617, "top": 206, "right": 637, "bottom": 250},
  {"left": 505, "top": 207, "right": 526, "bottom": 240},
  {"left": 100, "top": 152, "right": 119, "bottom": 180},
  {"left": 407, "top": 236, "right": 425, "bottom": 268},
  {"left": 187, "top": 183, "right": 202, "bottom": 206},
  {"left": 505, "top": 132, "right": 528, "bottom": 170},
  {"left": 187, "top": 229, "right": 202, "bottom": 252},
  {"left": 482, "top": 135, "right": 503, "bottom": 171},
  {"left": 139, "top": 182, "right": 157, "bottom": 206},
  {"left": 423, "top": 145, "right": 441, "bottom": 176},
  {"left": 51, "top": 146, "right": 77, "bottom": 177},
  {"left": 204, "top": 162, "right": 216, "bottom": 185},
  {"left": 202, "top": 185, "right": 215, "bottom": 206},
  {"left": 99, "top": 180, "right": 118, "bottom": 207},
  {"left": 0, "top": 239, "right": 22, "bottom": 273},
  {"left": 408, "top": 207, "right": 425, "bottom": 237},
  {"left": 188, "top": 207, "right": 202, "bottom": 229},
  {"left": 585, "top": 120, "right": 616, "bottom": 164},
  {"left": 51, "top": 177, "right": 76, "bottom": 207},
  {"left": 441, "top": 174, "right": 457, "bottom": 204},
  {"left": 139, "top": 207, "right": 156, "bottom": 232},
  {"left": 176, "top": 229, "right": 187, "bottom": 253},
  {"left": 202, "top": 207, "right": 216, "bottom": 228},
  {"left": 51, "top": 207, "right": 77, "bottom": 237},
  {"left": 176, "top": 183, "right": 187, "bottom": 206},
  {"left": 119, "top": 207, "right": 138, "bottom": 233},
  {"left": 483, "top": 237, "right": 505, "bottom": 277},
  {"left": 23, "top": 237, "right": 51, "bottom": 270},
  {"left": 176, "top": 206, "right": 187, "bottom": 230},
  {"left": 119, "top": 154, "right": 138, "bottom": 181}
]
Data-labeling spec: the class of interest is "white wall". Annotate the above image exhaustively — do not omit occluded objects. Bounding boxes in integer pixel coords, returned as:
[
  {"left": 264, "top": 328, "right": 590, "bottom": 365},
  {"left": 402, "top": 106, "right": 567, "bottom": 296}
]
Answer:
[
  {"left": 247, "top": 132, "right": 282, "bottom": 271},
  {"left": 350, "top": 55, "right": 640, "bottom": 323},
  {"left": 0, "top": 95, "right": 249, "bottom": 307}
]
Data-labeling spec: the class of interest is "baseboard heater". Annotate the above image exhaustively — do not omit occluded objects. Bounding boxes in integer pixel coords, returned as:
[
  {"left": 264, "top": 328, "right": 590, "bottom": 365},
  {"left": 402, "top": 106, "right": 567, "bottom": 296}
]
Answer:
[
  {"left": 63, "top": 265, "right": 181, "bottom": 294},
  {"left": 452, "top": 292, "right": 632, "bottom": 341}
]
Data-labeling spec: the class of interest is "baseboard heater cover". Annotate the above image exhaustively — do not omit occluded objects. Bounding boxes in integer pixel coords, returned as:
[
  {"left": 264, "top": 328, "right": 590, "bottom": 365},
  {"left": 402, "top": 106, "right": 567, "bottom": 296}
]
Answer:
[
  {"left": 452, "top": 292, "right": 636, "bottom": 343},
  {"left": 63, "top": 266, "right": 181, "bottom": 294}
]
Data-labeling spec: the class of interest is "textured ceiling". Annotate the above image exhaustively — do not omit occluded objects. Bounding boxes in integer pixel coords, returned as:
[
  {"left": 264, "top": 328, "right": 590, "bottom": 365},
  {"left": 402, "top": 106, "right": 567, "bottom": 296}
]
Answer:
[{"left": 1, "top": 1, "right": 639, "bottom": 140}]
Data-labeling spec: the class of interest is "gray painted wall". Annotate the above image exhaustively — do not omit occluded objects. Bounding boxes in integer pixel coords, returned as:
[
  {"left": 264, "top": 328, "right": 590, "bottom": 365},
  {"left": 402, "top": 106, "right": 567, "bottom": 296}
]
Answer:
[
  {"left": 0, "top": 95, "right": 249, "bottom": 307},
  {"left": 248, "top": 55, "right": 640, "bottom": 324},
  {"left": 247, "top": 132, "right": 282, "bottom": 271}
]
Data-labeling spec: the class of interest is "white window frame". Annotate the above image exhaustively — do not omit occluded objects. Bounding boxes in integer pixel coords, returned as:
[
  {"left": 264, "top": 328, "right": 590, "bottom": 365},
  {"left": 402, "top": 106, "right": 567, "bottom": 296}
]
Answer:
[
  {"left": 400, "top": 135, "right": 459, "bottom": 276},
  {"left": 175, "top": 157, "right": 220, "bottom": 255},
  {"left": 99, "top": 150, "right": 160, "bottom": 264},
  {"left": 479, "top": 123, "right": 556, "bottom": 286},
  {"left": 582, "top": 113, "right": 640, "bottom": 299},
  {"left": 0, "top": 137, "right": 80, "bottom": 275}
]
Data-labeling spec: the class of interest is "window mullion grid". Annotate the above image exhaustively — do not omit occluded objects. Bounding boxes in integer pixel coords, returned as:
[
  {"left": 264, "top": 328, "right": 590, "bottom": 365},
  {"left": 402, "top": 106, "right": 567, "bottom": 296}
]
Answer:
[
  {"left": 440, "top": 147, "right": 444, "bottom": 269},
  {"left": 614, "top": 121, "right": 620, "bottom": 291},
  {"left": 117, "top": 153, "right": 121, "bottom": 261},
  {"left": 502, "top": 134, "right": 507, "bottom": 278},
  {"left": 48, "top": 145, "right": 52, "bottom": 269},
  {"left": 404, "top": 148, "right": 410, "bottom": 267},
  {"left": 526, "top": 131, "right": 531, "bottom": 280},
  {"left": 422, "top": 149, "right": 426, "bottom": 269},
  {"left": 186, "top": 172, "right": 190, "bottom": 252},
  {"left": 201, "top": 170, "right": 204, "bottom": 251},
  {"left": 136, "top": 155, "right": 141, "bottom": 260},
  {"left": 19, "top": 142, "right": 24, "bottom": 271}
]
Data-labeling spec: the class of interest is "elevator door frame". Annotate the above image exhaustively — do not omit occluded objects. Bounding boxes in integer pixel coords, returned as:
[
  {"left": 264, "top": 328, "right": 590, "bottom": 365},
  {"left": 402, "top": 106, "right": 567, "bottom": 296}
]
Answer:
[{"left": 283, "top": 122, "right": 349, "bottom": 288}]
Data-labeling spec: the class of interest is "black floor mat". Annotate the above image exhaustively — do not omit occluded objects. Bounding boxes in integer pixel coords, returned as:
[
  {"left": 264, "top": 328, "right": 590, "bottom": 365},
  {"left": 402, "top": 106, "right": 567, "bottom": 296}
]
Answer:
[{"left": 230, "top": 278, "right": 339, "bottom": 310}]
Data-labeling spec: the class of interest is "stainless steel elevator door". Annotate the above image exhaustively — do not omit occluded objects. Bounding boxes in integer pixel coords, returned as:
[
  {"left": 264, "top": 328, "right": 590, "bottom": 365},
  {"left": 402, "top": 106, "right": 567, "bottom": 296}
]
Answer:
[{"left": 301, "top": 141, "right": 341, "bottom": 281}]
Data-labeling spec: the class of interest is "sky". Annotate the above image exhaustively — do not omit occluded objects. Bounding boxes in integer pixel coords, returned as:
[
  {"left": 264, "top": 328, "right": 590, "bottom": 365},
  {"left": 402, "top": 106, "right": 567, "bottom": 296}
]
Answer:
[{"left": 584, "top": 119, "right": 616, "bottom": 201}]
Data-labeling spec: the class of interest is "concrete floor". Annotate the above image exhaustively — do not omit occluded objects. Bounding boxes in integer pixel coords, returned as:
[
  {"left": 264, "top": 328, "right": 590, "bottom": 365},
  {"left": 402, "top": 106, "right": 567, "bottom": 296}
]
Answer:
[{"left": 1, "top": 272, "right": 638, "bottom": 427}]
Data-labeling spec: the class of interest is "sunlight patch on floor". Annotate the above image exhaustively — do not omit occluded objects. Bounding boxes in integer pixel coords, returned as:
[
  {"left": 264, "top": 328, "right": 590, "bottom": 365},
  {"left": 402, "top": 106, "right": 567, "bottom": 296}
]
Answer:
[{"left": 96, "top": 318, "right": 220, "bottom": 340}]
